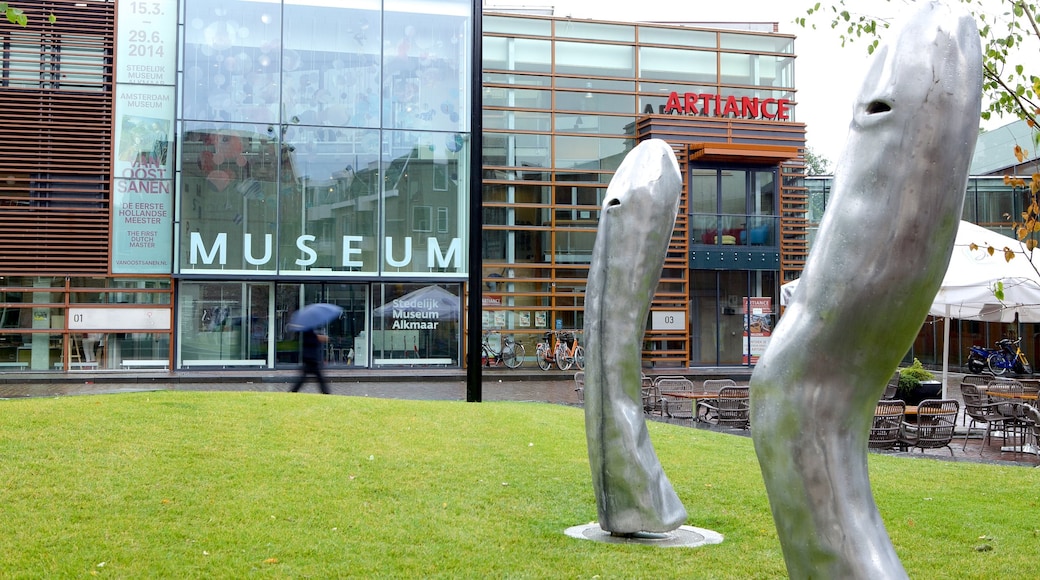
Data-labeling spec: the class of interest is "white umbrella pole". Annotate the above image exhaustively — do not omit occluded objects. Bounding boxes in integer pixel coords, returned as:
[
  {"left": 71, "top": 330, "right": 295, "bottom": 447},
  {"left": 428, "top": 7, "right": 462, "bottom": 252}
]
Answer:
[{"left": 942, "top": 307, "right": 951, "bottom": 399}]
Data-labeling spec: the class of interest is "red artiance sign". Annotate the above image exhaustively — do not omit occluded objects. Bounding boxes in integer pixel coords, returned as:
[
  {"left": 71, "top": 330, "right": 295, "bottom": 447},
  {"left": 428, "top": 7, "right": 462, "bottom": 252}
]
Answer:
[{"left": 645, "top": 92, "right": 791, "bottom": 120}]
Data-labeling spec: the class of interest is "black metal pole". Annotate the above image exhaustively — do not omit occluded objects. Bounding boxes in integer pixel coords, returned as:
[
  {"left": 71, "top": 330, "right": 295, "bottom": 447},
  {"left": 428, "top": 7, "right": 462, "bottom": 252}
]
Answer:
[{"left": 466, "top": 2, "right": 483, "bottom": 402}]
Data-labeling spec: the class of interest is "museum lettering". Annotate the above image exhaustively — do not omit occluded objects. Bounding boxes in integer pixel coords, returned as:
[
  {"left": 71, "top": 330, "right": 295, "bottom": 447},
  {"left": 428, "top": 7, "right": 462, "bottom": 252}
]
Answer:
[{"left": 188, "top": 232, "right": 463, "bottom": 269}]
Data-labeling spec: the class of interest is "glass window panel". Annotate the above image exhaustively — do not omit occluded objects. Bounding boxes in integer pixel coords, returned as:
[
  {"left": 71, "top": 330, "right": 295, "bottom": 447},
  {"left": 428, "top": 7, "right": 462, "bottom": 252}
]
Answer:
[
  {"left": 555, "top": 113, "right": 634, "bottom": 135},
  {"left": 483, "top": 183, "right": 551, "bottom": 205},
  {"left": 555, "top": 90, "right": 635, "bottom": 114},
  {"left": 381, "top": 131, "right": 467, "bottom": 275},
  {"left": 554, "top": 184, "right": 604, "bottom": 208},
  {"left": 483, "top": 110, "right": 551, "bottom": 131},
  {"left": 638, "top": 25, "right": 715, "bottom": 48},
  {"left": 483, "top": 37, "right": 551, "bottom": 73},
  {"left": 383, "top": 0, "right": 471, "bottom": 132},
  {"left": 482, "top": 87, "right": 552, "bottom": 109},
  {"left": 371, "top": 283, "right": 460, "bottom": 365},
  {"left": 483, "top": 16, "right": 551, "bottom": 36},
  {"left": 639, "top": 47, "right": 716, "bottom": 83},
  {"left": 690, "top": 169, "right": 718, "bottom": 213},
  {"left": 555, "top": 42, "right": 634, "bottom": 77},
  {"left": 55, "top": 34, "right": 107, "bottom": 92},
  {"left": 179, "top": 122, "right": 283, "bottom": 274},
  {"left": 0, "top": 277, "right": 64, "bottom": 288},
  {"left": 278, "top": 125, "right": 381, "bottom": 274},
  {"left": 0, "top": 328, "right": 65, "bottom": 370},
  {"left": 182, "top": 0, "right": 283, "bottom": 123},
  {"left": 553, "top": 230, "right": 596, "bottom": 263},
  {"left": 720, "top": 170, "right": 746, "bottom": 215},
  {"left": 720, "top": 32, "right": 794, "bottom": 54},
  {"left": 556, "top": 172, "right": 612, "bottom": 184},
  {"left": 511, "top": 132, "right": 553, "bottom": 168},
  {"left": 555, "top": 21, "right": 634, "bottom": 42},
  {"left": 483, "top": 72, "right": 551, "bottom": 87},
  {"left": 555, "top": 77, "right": 634, "bottom": 91},
  {"left": 178, "top": 282, "right": 256, "bottom": 364},
  {"left": 752, "top": 170, "right": 775, "bottom": 216},
  {"left": 976, "top": 180, "right": 1019, "bottom": 228},
  {"left": 720, "top": 53, "right": 794, "bottom": 88},
  {"left": 282, "top": 0, "right": 382, "bottom": 129},
  {"left": 554, "top": 136, "right": 631, "bottom": 171}
]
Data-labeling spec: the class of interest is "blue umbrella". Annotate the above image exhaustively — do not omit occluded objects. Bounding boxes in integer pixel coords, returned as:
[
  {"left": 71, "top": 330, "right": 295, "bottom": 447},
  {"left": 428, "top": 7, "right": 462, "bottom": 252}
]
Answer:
[{"left": 287, "top": 303, "right": 343, "bottom": 332}]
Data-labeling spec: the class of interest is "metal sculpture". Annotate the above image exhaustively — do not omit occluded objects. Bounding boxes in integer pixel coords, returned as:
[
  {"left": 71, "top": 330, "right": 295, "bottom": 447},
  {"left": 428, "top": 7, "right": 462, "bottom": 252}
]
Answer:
[
  {"left": 750, "top": 2, "right": 982, "bottom": 578},
  {"left": 583, "top": 139, "right": 686, "bottom": 534}
]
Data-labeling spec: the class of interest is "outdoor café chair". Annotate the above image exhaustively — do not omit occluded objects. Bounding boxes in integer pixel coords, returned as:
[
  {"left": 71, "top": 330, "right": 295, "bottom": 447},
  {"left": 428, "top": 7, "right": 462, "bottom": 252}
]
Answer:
[
  {"left": 961, "top": 384, "right": 1013, "bottom": 453},
  {"left": 641, "top": 374, "right": 664, "bottom": 416},
  {"left": 898, "top": 399, "right": 959, "bottom": 456},
  {"left": 573, "top": 371, "right": 584, "bottom": 406},
  {"left": 697, "top": 386, "right": 750, "bottom": 430},
  {"left": 696, "top": 379, "right": 735, "bottom": 420},
  {"left": 656, "top": 377, "right": 694, "bottom": 423},
  {"left": 869, "top": 400, "right": 905, "bottom": 450}
]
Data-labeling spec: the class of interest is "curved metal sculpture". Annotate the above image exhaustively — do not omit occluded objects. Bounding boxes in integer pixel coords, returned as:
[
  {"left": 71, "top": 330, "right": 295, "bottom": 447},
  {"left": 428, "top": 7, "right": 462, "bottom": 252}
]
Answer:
[
  {"left": 583, "top": 139, "right": 686, "bottom": 534},
  {"left": 750, "top": 2, "right": 982, "bottom": 578}
]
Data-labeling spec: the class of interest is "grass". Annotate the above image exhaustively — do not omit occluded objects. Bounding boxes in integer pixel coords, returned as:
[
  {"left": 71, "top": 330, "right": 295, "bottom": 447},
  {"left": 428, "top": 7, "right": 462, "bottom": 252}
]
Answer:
[{"left": 0, "top": 391, "right": 1037, "bottom": 579}]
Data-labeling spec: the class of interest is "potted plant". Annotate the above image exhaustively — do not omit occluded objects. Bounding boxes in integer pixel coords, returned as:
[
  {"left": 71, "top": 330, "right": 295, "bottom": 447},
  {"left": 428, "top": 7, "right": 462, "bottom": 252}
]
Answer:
[{"left": 896, "top": 358, "right": 941, "bottom": 406}]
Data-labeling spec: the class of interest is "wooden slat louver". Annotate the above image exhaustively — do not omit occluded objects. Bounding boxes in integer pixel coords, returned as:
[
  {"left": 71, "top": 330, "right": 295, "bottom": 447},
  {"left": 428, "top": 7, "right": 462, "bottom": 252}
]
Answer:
[{"left": 0, "top": 0, "right": 115, "bottom": 274}]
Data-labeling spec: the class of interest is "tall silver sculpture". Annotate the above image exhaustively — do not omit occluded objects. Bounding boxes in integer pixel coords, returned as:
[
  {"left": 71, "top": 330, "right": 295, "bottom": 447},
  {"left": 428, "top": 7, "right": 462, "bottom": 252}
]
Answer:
[
  {"left": 583, "top": 139, "right": 686, "bottom": 534},
  {"left": 750, "top": 2, "right": 982, "bottom": 578}
]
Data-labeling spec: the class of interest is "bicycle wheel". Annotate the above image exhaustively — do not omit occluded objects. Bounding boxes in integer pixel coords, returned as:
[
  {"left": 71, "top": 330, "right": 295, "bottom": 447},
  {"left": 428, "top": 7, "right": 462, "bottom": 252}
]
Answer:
[
  {"left": 573, "top": 345, "right": 585, "bottom": 370},
  {"left": 504, "top": 343, "right": 525, "bottom": 369},
  {"left": 556, "top": 344, "right": 574, "bottom": 371},
  {"left": 481, "top": 345, "right": 491, "bottom": 368},
  {"left": 536, "top": 345, "right": 551, "bottom": 370},
  {"left": 987, "top": 353, "right": 1007, "bottom": 376}
]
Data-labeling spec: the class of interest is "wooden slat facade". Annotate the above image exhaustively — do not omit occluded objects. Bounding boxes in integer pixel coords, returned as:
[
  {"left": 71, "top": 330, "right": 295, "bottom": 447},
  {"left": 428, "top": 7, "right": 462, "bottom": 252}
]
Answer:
[{"left": 0, "top": 0, "right": 114, "bottom": 274}]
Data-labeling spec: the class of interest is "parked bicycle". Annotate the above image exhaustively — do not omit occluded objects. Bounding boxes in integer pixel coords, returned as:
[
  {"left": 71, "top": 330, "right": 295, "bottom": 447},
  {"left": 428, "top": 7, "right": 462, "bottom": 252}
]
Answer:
[
  {"left": 481, "top": 332, "right": 524, "bottom": 369},
  {"left": 967, "top": 336, "right": 1032, "bottom": 376},
  {"left": 536, "top": 330, "right": 584, "bottom": 371}
]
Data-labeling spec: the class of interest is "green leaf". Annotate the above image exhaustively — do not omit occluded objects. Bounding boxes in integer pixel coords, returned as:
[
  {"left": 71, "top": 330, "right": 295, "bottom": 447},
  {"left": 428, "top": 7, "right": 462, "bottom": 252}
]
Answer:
[{"left": 994, "top": 280, "right": 1005, "bottom": 301}]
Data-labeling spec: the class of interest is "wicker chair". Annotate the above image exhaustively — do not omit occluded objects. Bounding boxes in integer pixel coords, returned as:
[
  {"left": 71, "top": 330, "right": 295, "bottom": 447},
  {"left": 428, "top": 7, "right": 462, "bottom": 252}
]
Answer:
[
  {"left": 656, "top": 377, "right": 694, "bottom": 423},
  {"left": 696, "top": 379, "right": 736, "bottom": 421},
  {"left": 698, "top": 386, "right": 750, "bottom": 430},
  {"left": 869, "top": 400, "right": 905, "bottom": 450},
  {"left": 640, "top": 374, "right": 663, "bottom": 416},
  {"left": 961, "top": 384, "right": 1012, "bottom": 452},
  {"left": 898, "top": 399, "right": 959, "bottom": 456}
]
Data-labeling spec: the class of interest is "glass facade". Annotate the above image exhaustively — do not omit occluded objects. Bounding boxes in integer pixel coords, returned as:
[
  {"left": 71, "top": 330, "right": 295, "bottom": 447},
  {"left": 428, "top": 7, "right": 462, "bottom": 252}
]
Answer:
[
  {"left": 481, "top": 13, "right": 798, "bottom": 367},
  {"left": 173, "top": 0, "right": 474, "bottom": 368}
]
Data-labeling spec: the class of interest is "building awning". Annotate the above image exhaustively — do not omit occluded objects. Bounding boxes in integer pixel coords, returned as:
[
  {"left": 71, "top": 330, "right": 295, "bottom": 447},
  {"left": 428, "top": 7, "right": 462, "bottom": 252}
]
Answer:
[{"left": 688, "top": 142, "right": 800, "bottom": 164}]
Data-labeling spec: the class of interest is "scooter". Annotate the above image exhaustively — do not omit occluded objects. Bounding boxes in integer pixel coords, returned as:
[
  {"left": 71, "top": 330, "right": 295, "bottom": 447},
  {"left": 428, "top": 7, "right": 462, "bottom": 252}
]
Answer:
[
  {"left": 967, "top": 337, "right": 1032, "bottom": 376},
  {"left": 966, "top": 344, "right": 995, "bottom": 374}
]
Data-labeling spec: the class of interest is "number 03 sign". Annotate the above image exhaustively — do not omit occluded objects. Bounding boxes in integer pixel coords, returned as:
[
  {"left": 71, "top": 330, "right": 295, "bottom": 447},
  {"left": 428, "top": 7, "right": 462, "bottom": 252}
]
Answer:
[{"left": 651, "top": 311, "right": 686, "bottom": 331}]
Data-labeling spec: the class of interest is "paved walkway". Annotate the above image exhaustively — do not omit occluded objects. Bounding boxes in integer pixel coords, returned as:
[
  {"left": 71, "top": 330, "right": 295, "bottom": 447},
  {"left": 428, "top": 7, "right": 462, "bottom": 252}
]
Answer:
[{"left": 1, "top": 368, "right": 1036, "bottom": 468}]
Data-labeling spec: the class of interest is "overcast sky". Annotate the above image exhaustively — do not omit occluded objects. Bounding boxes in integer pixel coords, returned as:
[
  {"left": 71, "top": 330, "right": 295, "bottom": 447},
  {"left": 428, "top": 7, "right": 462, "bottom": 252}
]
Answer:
[{"left": 482, "top": 0, "right": 1017, "bottom": 169}]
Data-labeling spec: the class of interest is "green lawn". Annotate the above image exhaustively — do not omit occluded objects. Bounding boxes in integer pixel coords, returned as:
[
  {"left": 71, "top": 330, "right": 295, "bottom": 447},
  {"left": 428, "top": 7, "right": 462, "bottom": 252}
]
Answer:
[{"left": 0, "top": 391, "right": 1037, "bottom": 578}]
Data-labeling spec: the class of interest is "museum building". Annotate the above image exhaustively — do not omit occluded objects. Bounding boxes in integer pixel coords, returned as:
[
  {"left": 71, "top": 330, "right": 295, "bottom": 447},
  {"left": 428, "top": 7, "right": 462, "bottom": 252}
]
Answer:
[{"left": 8, "top": 1, "right": 1019, "bottom": 373}]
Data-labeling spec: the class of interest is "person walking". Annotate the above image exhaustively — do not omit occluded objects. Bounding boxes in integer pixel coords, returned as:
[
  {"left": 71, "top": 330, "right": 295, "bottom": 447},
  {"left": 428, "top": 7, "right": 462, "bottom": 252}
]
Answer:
[{"left": 290, "top": 327, "right": 330, "bottom": 394}]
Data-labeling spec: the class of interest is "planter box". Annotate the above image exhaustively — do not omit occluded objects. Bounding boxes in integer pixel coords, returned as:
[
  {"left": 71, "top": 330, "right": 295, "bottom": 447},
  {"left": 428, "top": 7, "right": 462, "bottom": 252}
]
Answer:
[{"left": 897, "top": 380, "right": 942, "bottom": 406}]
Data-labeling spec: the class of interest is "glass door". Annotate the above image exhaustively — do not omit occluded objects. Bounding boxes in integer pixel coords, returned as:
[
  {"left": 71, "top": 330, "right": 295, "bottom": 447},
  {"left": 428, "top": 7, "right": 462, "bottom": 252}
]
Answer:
[{"left": 274, "top": 283, "right": 369, "bottom": 368}]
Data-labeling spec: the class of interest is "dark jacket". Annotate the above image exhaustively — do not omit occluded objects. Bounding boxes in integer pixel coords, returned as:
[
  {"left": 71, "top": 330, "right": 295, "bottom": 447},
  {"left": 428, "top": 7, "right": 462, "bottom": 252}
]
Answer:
[{"left": 300, "top": 329, "right": 324, "bottom": 363}]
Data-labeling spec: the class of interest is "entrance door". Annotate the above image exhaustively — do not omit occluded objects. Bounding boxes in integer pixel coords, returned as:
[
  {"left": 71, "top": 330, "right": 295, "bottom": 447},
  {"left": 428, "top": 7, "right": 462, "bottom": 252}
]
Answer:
[{"left": 274, "top": 283, "right": 369, "bottom": 368}]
